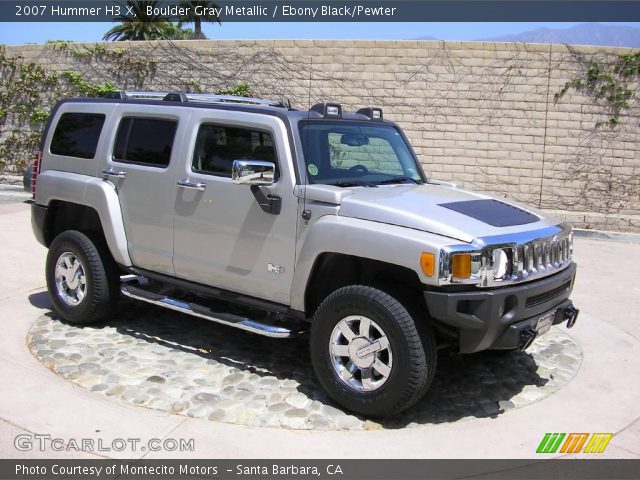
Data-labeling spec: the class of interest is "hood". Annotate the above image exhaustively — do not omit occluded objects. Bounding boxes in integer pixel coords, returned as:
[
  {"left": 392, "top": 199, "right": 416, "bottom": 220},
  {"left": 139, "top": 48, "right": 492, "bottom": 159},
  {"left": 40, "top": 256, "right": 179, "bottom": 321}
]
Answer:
[{"left": 338, "top": 183, "right": 559, "bottom": 243}]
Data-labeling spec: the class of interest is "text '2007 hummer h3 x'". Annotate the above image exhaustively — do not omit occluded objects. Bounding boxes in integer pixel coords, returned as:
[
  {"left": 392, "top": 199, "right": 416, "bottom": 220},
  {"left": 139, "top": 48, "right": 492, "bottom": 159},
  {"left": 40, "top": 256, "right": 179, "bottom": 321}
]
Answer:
[{"left": 31, "top": 91, "right": 579, "bottom": 417}]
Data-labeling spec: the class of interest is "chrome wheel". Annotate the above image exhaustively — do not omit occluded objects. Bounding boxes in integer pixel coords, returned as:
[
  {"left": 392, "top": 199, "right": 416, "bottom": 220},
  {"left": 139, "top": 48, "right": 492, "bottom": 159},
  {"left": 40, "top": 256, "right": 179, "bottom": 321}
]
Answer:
[
  {"left": 54, "top": 252, "right": 87, "bottom": 306},
  {"left": 329, "top": 315, "right": 393, "bottom": 392}
]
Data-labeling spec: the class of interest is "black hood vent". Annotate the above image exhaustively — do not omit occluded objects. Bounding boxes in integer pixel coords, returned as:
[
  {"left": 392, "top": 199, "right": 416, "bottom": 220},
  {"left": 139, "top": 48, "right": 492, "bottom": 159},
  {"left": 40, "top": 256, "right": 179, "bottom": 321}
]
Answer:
[{"left": 439, "top": 199, "right": 539, "bottom": 227}]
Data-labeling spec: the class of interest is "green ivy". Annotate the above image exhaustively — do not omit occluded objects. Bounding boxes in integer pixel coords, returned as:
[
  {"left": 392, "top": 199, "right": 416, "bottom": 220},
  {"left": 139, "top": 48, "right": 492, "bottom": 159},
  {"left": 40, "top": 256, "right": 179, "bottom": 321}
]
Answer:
[
  {"left": 61, "top": 71, "right": 117, "bottom": 97},
  {"left": 185, "top": 79, "right": 203, "bottom": 93},
  {"left": 29, "top": 108, "right": 49, "bottom": 125},
  {"left": 0, "top": 42, "right": 255, "bottom": 174},
  {"left": 217, "top": 83, "right": 253, "bottom": 97},
  {"left": 556, "top": 50, "right": 639, "bottom": 126}
]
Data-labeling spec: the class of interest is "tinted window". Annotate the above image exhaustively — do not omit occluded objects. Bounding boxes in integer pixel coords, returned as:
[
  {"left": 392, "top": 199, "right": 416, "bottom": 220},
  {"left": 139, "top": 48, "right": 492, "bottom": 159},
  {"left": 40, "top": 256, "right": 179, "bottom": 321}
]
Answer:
[
  {"left": 113, "top": 117, "right": 177, "bottom": 167},
  {"left": 192, "top": 124, "right": 277, "bottom": 177},
  {"left": 50, "top": 113, "right": 105, "bottom": 159}
]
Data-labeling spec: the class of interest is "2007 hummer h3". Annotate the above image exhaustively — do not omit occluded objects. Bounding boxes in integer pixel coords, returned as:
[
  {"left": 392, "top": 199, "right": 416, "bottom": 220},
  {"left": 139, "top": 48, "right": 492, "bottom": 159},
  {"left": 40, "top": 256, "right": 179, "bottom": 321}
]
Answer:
[{"left": 31, "top": 91, "right": 579, "bottom": 417}]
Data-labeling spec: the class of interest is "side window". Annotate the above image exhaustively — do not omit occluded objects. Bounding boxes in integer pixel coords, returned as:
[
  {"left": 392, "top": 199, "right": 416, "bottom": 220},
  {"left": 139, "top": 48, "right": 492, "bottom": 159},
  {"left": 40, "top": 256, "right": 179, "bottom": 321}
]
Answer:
[
  {"left": 113, "top": 117, "right": 177, "bottom": 168},
  {"left": 328, "top": 132, "right": 403, "bottom": 175},
  {"left": 192, "top": 124, "right": 278, "bottom": 177},
  {"left": 50, "top": 113, "right": 105, "bottom": 159}
]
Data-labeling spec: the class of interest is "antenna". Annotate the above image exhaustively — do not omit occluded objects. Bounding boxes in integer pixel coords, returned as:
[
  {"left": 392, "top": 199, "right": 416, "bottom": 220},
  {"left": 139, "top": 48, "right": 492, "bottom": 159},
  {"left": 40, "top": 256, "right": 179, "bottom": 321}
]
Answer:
[{"left": 301, "top": 57, "right": 312, "bottom": 222}]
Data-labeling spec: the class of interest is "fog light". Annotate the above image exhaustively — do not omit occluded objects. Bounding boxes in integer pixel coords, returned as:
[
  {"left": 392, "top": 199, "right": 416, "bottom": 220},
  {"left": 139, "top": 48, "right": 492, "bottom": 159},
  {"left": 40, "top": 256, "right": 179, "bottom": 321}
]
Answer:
[{"left": 451, "top": 253, "right": 472, "bottom": 280}]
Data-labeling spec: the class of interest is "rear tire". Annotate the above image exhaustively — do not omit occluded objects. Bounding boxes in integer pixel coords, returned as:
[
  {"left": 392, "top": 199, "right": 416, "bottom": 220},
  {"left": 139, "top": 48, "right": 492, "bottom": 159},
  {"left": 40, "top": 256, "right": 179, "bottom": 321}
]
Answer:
[
  {"left": 46, "top": 230, "right": 119, "bottom": 325},
  {"left": 311, "top": 285, "right": 436, "bottom": 417}
]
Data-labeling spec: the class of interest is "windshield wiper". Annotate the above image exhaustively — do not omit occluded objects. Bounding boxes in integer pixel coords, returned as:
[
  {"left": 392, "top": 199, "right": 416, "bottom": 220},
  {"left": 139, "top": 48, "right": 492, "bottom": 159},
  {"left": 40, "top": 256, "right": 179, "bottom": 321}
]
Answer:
[
  {"left": 376, "top": 176, "right": 421, "bottom": 185},
  {"left": 330, "top": 180, "right": 377, "bottom": 188}
]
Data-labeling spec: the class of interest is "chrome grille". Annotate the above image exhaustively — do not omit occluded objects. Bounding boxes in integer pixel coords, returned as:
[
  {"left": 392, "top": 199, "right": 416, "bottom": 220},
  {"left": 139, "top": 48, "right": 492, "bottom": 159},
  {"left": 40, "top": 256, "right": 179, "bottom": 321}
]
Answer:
[
  {"left": 488, "top": 230, "right": 573, "bottom": 286},
  {"left": 438, "top": 224, "right": 574, "bottom": 287}
]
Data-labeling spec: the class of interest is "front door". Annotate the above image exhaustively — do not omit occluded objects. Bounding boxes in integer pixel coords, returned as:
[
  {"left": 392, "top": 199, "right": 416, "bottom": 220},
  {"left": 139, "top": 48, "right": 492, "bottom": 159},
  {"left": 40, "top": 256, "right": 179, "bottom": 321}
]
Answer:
[{"left": 173, "top": 111, "right": 298, "bottom": 305}]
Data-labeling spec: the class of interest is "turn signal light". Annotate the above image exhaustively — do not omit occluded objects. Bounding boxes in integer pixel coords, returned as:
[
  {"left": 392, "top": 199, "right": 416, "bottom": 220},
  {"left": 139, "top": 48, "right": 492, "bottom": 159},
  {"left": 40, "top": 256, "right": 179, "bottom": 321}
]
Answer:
[
  {"left": 420, "top": 252, "right": 435, "bottom": 276},
  {"left": 451, "top": 253, "right": 472, "bottom": 280}
]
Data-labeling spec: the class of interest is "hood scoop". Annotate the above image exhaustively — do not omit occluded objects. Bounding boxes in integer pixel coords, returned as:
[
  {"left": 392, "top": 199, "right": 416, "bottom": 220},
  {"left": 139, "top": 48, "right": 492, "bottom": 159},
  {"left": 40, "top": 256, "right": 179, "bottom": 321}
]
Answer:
[{"left": 439, "top": 199, "right": 539, "bottom": 227}]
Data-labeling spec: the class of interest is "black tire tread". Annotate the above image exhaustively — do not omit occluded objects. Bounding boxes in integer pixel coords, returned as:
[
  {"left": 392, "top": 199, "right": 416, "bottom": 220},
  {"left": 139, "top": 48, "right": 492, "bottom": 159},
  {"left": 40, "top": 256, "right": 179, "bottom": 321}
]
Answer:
[
  {"left": 46, "top": 230, "right": 119, "bottom": 325},
  {"left": 311, "top": 285, "right": 436, "bottom": 417}
]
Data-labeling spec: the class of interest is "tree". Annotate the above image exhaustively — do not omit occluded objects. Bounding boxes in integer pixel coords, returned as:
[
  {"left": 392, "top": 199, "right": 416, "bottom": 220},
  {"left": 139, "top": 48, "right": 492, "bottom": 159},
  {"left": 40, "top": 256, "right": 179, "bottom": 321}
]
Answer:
[
  {"left": 103, "top": 1, "right": 173, "bottom": 41},
  {"left": 178, "top": 1, "right": 221, "bottom": 40},
  {"left": 163, "top": 24, "right": 196, "bottom": 40}
]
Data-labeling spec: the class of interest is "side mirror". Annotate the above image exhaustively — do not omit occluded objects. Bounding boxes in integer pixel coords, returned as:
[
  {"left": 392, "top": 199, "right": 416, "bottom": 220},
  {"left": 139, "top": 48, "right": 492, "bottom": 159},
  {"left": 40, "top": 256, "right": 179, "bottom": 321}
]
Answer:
[{"left": 232, "top": 160, "right": 275, "bottom": 186}]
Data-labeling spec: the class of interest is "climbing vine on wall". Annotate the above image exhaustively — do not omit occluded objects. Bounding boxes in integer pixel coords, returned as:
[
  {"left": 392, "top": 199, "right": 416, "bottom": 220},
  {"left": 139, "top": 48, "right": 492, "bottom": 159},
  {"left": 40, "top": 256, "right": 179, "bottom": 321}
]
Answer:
[
  {"left": 0, "top": 41, "right": 159, "bottom": 173},
  {"left": 556, "top": 50, "right": 640, "bottom": 126}
]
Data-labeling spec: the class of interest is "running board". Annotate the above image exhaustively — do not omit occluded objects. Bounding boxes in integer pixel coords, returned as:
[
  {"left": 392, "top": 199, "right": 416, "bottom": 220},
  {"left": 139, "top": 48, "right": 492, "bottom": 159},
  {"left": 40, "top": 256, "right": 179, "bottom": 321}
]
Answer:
[{"left": 120, "top": 283, "right": 302, "bottom": 338}]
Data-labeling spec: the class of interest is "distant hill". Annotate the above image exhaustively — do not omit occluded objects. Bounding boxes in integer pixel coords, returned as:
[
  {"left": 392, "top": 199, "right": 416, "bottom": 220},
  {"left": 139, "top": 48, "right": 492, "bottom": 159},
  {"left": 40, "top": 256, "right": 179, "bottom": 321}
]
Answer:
[{"left": 479, "top": 23, "right": 640, "bottom": 47}]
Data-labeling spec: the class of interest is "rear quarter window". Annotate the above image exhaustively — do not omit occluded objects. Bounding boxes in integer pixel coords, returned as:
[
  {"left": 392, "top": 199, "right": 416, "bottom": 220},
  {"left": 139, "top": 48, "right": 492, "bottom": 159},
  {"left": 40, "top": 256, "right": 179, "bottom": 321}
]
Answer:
[{"left": 50, "top": 112, "right": 106, "bottom": 159}]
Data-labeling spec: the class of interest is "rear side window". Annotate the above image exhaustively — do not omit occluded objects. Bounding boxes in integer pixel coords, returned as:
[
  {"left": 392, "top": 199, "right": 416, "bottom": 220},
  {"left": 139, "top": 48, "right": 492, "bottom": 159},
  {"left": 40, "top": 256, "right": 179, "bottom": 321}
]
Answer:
[
  {"left": 50, "top": 113, "right": 105, "bottom": 159},
  {"left": 113, "top": 117, "right": 177, "bottom": 168}
]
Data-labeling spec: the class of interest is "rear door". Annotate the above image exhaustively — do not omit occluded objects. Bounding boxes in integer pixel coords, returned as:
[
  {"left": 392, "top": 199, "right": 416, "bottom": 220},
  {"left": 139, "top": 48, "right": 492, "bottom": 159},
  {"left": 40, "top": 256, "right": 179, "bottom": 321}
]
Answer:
[{"left": 101, "top": 105, "right": 190, "bottom": 275}]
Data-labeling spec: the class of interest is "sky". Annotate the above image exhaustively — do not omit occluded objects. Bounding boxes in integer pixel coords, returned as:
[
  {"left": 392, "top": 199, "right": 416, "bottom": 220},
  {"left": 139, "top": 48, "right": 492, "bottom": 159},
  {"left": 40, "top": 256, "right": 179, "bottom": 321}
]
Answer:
[{"left": 1, "top": 21, "right": 640, "bottom": 44}]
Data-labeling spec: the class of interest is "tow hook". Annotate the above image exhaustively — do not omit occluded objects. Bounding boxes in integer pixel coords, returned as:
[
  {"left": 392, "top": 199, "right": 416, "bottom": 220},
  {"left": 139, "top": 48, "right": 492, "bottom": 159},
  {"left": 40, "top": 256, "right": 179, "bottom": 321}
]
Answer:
[
  {"left": 564, "top": 305, "right": 579, "bottom": 329},
  {"left": 519, "top": 328, "right": 538, "bottom": 351}
]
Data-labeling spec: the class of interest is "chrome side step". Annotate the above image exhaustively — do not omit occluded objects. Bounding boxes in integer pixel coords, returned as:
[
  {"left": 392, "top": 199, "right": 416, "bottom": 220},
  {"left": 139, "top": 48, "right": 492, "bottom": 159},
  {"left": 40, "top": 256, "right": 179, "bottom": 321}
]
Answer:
[{"left": 120, "top": 282, "right": 302, "bottom": 338}]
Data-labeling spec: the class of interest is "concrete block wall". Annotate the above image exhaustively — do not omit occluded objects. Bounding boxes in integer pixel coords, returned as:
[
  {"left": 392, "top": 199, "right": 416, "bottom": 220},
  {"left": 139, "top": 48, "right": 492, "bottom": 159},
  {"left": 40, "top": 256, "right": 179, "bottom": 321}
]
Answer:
[{"left": 3, "top": 39, "right": 639, "bottom": 231}]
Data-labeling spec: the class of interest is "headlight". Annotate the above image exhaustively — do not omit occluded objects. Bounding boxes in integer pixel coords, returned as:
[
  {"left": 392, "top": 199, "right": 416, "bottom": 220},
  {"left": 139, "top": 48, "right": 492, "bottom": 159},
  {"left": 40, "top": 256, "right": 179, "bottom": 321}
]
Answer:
[{"left": 492, "top": 248, "right": 510, "bottom": 279}]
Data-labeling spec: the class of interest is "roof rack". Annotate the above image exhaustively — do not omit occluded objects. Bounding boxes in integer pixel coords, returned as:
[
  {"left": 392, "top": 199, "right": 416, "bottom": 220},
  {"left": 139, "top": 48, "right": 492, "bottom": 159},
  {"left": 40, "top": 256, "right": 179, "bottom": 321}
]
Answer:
[{"left": 103, "top": 90, "right": 289, "bottom": 108}]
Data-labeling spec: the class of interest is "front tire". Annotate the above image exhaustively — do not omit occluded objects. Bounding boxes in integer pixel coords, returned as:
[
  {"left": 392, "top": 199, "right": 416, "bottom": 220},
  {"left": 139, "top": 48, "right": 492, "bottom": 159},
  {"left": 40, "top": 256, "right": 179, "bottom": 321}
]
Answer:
[
  {"left": 311, "top": 285, "right": 436, "bottom": 417},
  {"left": 46, "top": 230, "right": 119, "bottom": 325}
]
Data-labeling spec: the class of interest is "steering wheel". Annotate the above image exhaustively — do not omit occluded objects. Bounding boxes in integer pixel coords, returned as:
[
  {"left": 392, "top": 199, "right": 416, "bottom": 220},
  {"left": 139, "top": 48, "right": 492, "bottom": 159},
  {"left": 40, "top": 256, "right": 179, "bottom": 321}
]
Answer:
[{"left": 347, "top": 164, "right": 369, "bottom": 176}]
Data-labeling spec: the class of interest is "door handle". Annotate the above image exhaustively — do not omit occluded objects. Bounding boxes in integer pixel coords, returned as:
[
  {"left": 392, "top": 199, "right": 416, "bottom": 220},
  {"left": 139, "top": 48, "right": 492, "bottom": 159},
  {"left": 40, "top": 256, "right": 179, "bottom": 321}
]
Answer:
[
  {"left": 177, "top": 179, "right": 206, "bottom": 192},
  {"left": 102, "top": 167, "right": 126, "bottom": 179}
]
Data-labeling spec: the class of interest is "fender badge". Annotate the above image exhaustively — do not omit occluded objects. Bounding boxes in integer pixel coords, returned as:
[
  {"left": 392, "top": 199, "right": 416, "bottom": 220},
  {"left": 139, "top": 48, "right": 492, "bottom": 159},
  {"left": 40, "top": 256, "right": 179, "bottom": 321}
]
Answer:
[{"left": 267, "top": 263, "right": 285, "bottom": 274}]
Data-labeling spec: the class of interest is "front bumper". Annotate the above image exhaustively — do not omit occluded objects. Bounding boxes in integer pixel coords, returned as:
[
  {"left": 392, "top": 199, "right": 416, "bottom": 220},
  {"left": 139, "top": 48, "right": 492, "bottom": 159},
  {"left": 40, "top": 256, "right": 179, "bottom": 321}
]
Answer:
[{"left": 424, "top": 262, "right": 578, "bottom": 353}]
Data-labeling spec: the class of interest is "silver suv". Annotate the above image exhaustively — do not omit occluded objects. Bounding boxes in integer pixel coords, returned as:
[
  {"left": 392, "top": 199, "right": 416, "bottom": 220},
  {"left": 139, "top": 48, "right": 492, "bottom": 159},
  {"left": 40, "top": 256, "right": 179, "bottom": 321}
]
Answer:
[{"left": 31, "top": 91, "right": 579, "bottom": 417}]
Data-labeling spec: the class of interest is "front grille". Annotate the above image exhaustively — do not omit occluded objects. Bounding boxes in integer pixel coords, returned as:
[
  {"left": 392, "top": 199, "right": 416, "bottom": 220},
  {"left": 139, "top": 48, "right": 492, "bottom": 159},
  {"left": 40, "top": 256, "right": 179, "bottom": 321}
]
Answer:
[
  {"left": 515, "top": 232, "right": 573, "bottom": 280},
  {"left": 525, "top": 281, "right": 571, "bottom": 308}
]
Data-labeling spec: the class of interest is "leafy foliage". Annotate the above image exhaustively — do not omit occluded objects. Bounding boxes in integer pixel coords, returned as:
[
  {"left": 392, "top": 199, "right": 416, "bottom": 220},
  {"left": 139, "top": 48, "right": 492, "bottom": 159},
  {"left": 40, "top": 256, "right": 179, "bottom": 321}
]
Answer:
[
  {"left": 216, "top": 83, "right": 253, "bottom": 97},
  {"left": 103, "top": 1, "right": 173, "bottom": 41},
  {"left": 556, "top": 50, "right": 640, "bottom": 126},
  {"left": 178, "top": 1, "right": 221, "bottom": 40}
]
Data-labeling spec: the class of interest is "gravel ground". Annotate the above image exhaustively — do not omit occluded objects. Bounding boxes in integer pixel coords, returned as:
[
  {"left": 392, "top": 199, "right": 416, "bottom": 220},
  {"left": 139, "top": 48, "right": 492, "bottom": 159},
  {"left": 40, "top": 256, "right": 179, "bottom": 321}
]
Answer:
[{"left": 28, "top": 301, "right": 583, "bottom": 431}]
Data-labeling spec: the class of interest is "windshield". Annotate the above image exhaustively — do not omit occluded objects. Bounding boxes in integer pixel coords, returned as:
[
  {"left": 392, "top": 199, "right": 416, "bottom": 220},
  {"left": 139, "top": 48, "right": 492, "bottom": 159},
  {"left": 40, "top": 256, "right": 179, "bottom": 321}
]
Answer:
[{"left": 299, "top": 120, "right": 424, "bottom": 187}]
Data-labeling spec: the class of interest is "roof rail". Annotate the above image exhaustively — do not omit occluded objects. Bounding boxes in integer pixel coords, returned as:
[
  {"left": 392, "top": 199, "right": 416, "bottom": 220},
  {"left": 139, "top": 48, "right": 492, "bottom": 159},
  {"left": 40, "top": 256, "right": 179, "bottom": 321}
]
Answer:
[{"left": 104, "top": 90, "right": 288, "bottom": 108}]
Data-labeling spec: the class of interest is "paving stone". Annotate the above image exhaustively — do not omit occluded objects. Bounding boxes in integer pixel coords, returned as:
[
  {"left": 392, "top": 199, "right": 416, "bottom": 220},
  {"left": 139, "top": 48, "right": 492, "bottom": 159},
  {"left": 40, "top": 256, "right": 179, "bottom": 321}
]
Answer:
[
  {"left": 106, "top": 385, "right": 125, "bottom": 396},
  {"left": 187, "top": 406, "right": 209, "bottom": 418},
  {"left": 208, "top": 409, "right": 226, "bottom": 421},
  {"left": 284, "top": 408, "right": 308, "bottom": 418},
  {"left": 28, "top": 314, "right": 582, "bottom": 431},
  {"left": 79, "top": 363, "right": 100, "bottom": 372},
  {"left": 191, "top": 392, "right": 221, "bottom": 406},
  {"left": 268, "top": 402, "right": 289, "bottom": 413},
  {"left": 285, "top": 393, "right": 311, "bottom": 409},
  {"left": 146, "top": 375, "right": 165, "bottom": 384},
  {"left": 56, "top": 365, "right": 78, "bottom": 374},
  {"left": 171, "top": 401, "right": 189, "bottom": 414}
]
